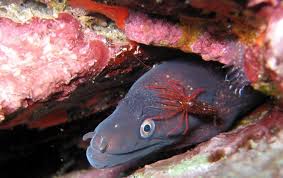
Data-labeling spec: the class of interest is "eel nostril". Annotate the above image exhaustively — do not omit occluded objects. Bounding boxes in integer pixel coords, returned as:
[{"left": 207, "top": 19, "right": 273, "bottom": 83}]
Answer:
[
  {"left": 90, "top": 135, "right": 108, "bottom": 153},
  {"left": 98, "top": 137, "right": 108, "bottom": 153}
]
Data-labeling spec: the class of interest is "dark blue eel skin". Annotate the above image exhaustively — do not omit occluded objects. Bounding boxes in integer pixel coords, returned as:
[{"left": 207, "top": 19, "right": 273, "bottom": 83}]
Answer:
[{"left": 83, "top": 58, "right": 266, "bottom": 168}]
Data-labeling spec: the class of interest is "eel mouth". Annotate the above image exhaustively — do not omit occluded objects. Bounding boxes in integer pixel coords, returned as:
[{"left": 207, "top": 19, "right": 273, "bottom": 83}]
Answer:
[{"left": 86, "top": 142, "right": 168, "bottom": 168}]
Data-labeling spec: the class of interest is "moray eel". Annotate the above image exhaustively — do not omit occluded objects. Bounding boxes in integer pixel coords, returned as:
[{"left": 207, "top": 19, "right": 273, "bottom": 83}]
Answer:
[{"left": 83, "top": 58, "right": 265, "bottom": 168}]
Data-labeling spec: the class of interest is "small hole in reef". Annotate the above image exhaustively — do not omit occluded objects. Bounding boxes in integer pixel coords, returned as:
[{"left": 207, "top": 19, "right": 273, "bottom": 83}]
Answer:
[{"left": 208, "top": 149, "right": 225, "bottom": 162}]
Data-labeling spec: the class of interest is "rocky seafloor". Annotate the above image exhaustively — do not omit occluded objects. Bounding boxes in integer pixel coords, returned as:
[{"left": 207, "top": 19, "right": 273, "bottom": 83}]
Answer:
[{"left": 0, "top": 0, "right": 283, "bottom": 178}]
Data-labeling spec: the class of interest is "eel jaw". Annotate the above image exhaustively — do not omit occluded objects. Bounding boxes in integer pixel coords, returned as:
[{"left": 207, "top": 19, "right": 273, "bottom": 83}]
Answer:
[{"left": 86, "top": 141, "right": 170, "bottom": 168}]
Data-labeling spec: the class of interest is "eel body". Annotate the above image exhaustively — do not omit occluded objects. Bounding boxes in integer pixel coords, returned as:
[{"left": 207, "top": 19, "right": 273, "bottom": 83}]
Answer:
[{"left": 83, "top": 58, "right": 265, "bottom": 168}]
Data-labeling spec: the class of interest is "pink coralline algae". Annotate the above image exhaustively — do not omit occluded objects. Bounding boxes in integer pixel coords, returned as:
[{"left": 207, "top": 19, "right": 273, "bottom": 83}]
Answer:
[
  {"left": 124, "top": 12, "right": 183, "bottom": 46},
  {"left": 0, "top": 13, "right": 114, "bottom": 116},
  {"left": 243, "top": 6, "right": 283, "bottom": 97},
  {"left": 265, "top": 7, "right": 283, "bottom": 93},
  {"left": 124, "top": 11, "right": 245, "bottom": 66}
]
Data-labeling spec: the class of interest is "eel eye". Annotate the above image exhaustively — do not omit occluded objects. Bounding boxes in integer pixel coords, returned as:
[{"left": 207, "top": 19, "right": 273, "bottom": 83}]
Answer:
[{"left": 140, "top": 119, "right": 155, "bottom": 138}]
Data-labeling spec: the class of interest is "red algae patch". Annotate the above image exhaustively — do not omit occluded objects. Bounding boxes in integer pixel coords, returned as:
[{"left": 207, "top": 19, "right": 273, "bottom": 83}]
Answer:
[{"left": 68, "top": 0, "right": 129, "bottom": 29}]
